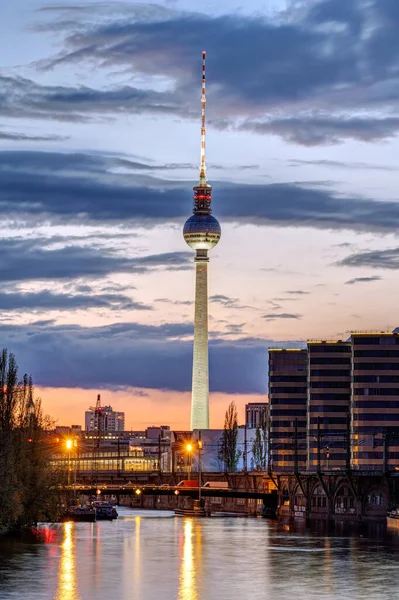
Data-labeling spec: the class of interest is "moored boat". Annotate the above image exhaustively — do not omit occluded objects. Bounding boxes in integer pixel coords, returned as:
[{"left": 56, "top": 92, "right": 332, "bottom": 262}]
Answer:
[
  {"left": 62, "top": 506, "right": 96, "bottom": 523},
  {"left": 92, "top": 501, "right": 118, "bottom": 520},
  {"left": 175, "top": 500, "right": 207, "bottom": 517}
]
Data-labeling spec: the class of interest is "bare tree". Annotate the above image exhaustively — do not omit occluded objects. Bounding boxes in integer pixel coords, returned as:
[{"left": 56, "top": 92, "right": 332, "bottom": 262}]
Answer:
[
  {"left": 0, "top": 349, "right": 61, "bottom": 534},
  {"left": 251, "top": 408, "right": 268, "bottom": 470}
]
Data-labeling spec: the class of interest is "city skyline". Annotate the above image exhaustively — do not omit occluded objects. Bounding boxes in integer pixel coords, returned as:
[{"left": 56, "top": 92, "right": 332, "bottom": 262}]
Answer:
[{"left": 1, "top": 0, "right": 399, "bottom": 428}]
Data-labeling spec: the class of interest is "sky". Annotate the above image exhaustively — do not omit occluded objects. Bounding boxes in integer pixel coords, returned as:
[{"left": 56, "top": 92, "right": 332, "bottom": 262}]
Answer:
[{"left": 1, "top": 0, "right": 399, "bottom": 429}]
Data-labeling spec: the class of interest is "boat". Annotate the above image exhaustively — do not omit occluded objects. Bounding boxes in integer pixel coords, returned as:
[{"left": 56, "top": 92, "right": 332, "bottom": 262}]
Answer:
[
  {"left": 92, "top": 501, "right": 118, "bottom": 520},
  {"left": 174, "top": 500, "right": 207, "bottom": 517},
  {"left": 387, "top": 509, "right": 399, "bottom": 529},
  {"left": 62, "top": 506, "right": 96, "bottom": 523}
]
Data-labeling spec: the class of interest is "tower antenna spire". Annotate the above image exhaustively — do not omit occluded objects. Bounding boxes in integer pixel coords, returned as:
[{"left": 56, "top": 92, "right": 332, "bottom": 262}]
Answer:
[{"left": 199, "top": 50, "right": 207, "bottom": 186}]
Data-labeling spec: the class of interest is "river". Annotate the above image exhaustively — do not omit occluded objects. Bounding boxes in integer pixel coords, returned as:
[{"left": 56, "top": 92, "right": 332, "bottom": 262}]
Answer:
[{"left": 0, "top": 508, "right": 398, "bottom": 600}]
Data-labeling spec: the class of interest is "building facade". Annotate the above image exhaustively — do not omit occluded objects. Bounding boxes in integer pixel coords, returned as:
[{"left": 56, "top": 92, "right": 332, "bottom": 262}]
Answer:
[
  {"left": 269, "top": 330, "right": 399, "bottom": 473},
  {"left": 245, "top": 402, "right": 268, "bottom": 429},
  {"left": 351, "top": 332, "right": 399, "bottom": 470},
  {"left": 307, "top": 341, "right": 351, "bottom": 470},
  {"left": 85, "top": 405, "right": 125, "bottom": 433},
  {"left": 268, "top": 349, "right": 308, "bottom": 472}
]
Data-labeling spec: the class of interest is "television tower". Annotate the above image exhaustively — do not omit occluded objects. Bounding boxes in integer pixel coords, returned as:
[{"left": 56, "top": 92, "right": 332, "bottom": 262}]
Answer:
[{"left": 183, "top": 51, "right": 221, "bottom": 430}]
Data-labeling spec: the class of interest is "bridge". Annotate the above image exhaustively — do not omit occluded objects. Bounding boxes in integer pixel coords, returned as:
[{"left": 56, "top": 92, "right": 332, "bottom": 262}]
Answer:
[
  {"left": 274, "top": 469, "right": 399, "bottom": 522},
  {"left": 61, "top": 465, "right": 399, "bottom": 520},
  {"left": 68, "top": 483, "right": 276, "bottom": 501},
  {"left": 63, "top": 471, "right": 279, "bottom": 516}
]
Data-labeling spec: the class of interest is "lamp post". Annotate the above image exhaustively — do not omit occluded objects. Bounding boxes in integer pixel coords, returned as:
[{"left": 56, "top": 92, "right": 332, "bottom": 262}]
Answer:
[
  {"left": 186, "top": 443, "right": 193, "bottom": 478},
  {"left": 66, "top": 439, "right": 73, "bottom": 487},
  {"left": 198, "top": 435, "right": 203, "bottom": 506},
  {"left": 325, "top": 445, "right": 330, "bottom": 471}
]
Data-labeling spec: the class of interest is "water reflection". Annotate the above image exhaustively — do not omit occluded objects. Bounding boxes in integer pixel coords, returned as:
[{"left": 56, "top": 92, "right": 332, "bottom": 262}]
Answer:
[
  {"left": 178, "top": 519, "right": 199, "bottom": 600},
  {"left": 135, "top": 516, "right": 141, "bottom": 593},
  {"left": 54, "top": 523, "right": 81, "bottom": 600},
  {"left": 1, "top": 512, "right": 399, "bottom": 600}
]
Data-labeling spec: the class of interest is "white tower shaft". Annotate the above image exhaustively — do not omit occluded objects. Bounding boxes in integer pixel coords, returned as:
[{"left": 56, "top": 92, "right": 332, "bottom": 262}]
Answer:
[{"left": 190, "top": 252, "right": 209, "bottom": 430}]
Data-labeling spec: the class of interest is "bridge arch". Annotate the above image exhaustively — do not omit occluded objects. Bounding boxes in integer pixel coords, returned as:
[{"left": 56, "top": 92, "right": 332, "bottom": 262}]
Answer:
[
  {"left": 363, "top": 484, "right": 387, "bottom": 518},
  {"left": 291, "top": 483, "right": 306, "bottom": 516},
  {"left": 310, "top": 483, "right": 328, "bottom": 515},
  {"left": 333, "top": 483, "right": 356, "bottom": 516}
]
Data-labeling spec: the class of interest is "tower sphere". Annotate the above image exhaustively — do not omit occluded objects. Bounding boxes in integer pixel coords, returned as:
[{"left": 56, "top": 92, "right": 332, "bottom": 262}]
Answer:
[{"left": 183, "top": 214, "right": 221, "bottom": 251}]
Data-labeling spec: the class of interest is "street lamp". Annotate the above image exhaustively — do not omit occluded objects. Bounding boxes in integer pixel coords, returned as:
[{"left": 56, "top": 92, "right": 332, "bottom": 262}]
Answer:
[
  {"left": 198, "top": 437, "right": 203, "bottom": 506},
  {"left": 66, "top": 439, "right": 73, "bottom": 486},
  {"left": 186, "top": 443, "right": 193, "bottom": 477}
]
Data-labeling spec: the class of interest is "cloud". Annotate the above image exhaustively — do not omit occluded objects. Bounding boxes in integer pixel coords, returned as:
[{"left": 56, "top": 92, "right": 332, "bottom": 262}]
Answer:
[
  {"left": 262, "top": 313, "right": 302, "bottom": 321},
  {"left": 0, "top": 127, "right": 68, "bottom": 142},
  {"left": 0, "top": 290, "right": 152, "bottom": 311},
  {"left": 155, "top": 298, "right": 193, "bottom": 306},
  {"left": 0, "top": 319, "right": 274, "bottom": 394},
  {"left": 285, "top": 290, "right": 309, "bottom": 295},
  {"left": 0, "top": 236, "right": 191, "bottom": 283},
  {"left": 239, "top": 116, "right": 399, "bottom": 146},
  {"left": 2, "top": 150, "right": 399, "bottom": 235},
  {"left": 210, "top": 295, "right": 246, "bottom": 309},
  {"left": 345, "top": 276, "right": 382, "bottom": 285},
  {"left": 288, "top": 159, "right": 395, "bottom": 171},
  {"left": 0, "top": 75, "right": 183, "bottom": 123},
  {"left": 23, "top": 0, "right": 399, "bottom": 145},
  {"left": 337, "top": 248, "right": 399, "bottom": 270}
]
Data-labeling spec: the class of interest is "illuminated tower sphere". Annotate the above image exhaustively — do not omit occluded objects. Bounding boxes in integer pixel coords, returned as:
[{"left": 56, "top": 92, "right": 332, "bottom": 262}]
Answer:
[{"left": 183, "top": 51, "right": 221, "bottom": 431}]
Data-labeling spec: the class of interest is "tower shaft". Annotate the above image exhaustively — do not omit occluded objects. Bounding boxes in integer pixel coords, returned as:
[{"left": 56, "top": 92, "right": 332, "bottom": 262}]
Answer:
[
  {"left": 184, "top": 51, "right": 221, "bottom": 432},
  {"left": 191, "top": 251, "right": 209, "bottom": 430}
]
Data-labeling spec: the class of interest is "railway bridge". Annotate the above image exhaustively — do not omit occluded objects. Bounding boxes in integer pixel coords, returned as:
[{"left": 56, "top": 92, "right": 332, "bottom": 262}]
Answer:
[
  {"left": 276, "top": 470, "right": 399, "bottom": 522},
  {"left": 67, "top": 471, "right": 278, "bottom": 516}
]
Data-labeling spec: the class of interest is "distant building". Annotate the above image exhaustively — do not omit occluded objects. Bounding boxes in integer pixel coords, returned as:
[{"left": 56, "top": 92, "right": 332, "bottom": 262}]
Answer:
[
  {"left": 190, "top": 429, "right": 258, "bottom": 472},
  {"left": 245, "top": 402, "right": 268, "bottom": 429},
  {"left": 146, "top": 426, "right": 171, "bottom": 440},
  {"left": 85, "top": 405, "right": 125, "bottom": 432}
]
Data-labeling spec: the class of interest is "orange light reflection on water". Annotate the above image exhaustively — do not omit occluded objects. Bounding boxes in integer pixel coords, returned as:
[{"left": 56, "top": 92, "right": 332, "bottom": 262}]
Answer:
[
  {"left": 54, "top": 522, "right": 81, "bottom": 600},
  {"left": 178, "top": 519, "right": 198, "bottom": 600}
]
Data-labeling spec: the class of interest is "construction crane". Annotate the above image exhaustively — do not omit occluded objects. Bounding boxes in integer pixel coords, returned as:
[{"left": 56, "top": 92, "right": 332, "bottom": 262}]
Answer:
[{"left": 89, "top": 394, "right": 105, "bottom": 485}]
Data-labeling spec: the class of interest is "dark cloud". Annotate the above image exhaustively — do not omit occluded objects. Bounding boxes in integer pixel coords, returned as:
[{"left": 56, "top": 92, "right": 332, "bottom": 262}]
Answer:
[
  {"left": 345, "top": 276, "right": 382, "bottom": 285},
  {"left": 0, "top": 320, "right": 273, "bottom": 394},
  {"left": 0, "top": 128, "right": 68, "bottom": 142},
  {"left": 155, "top": 298, "right": 193, "bottom": 306},
  {"left": 0, "top": 236, "right": 191, "bottom": 283},
  {"left": 262, "top": 313, "right": 302, "bottom": 321},
  {"left": 2, "top": 150, "right": 399, "bottom": 235},
  {"left": 288, "top": 159, "right": 395, "bottom": 171},
  {"left": 0, "top": 290, "right": 152, "bottom": 311},
  {"left": 210, "top": 295, "right": 258, "bottom": 311},
  {"left": 36, "top": 4, "right": 360, "bottom": 107},
  {"left": 337, "top": 248, "right": 399, "bottom": 270},
  {"left": 239, "top": 116, "right": 399, "bottom": 146},
  {"left": 24, "top": 0, "right": 399, "bottom": 144},
  {"left": 0, "top": 75, "right": 182, "bottom": 122},
  {"left": 285, "top": 290, "right": 309, "bottom": 295}
]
